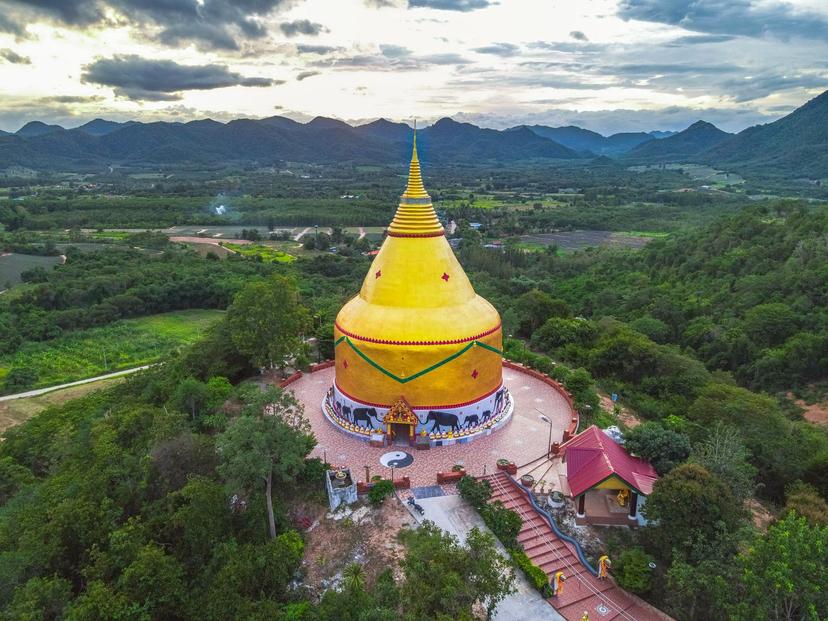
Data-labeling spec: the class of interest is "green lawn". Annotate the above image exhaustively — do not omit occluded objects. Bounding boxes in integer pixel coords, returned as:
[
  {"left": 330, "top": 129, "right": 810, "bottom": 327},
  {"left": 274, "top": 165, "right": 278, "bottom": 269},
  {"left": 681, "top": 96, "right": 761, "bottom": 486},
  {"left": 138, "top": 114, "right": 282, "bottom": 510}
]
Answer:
[
  {"left": 223, "top": 242, "right": 296, "bottom": 263},
  {"left": 0, "top": 309, "right": 223, "bottom": 394}
]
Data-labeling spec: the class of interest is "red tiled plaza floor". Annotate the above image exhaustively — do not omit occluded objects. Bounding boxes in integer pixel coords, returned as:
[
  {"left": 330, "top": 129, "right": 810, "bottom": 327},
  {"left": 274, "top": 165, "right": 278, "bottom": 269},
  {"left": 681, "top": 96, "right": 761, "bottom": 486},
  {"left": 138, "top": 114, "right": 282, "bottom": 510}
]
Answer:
[{"left": 287, "top": 365, "right": 574, "bottom": 487}]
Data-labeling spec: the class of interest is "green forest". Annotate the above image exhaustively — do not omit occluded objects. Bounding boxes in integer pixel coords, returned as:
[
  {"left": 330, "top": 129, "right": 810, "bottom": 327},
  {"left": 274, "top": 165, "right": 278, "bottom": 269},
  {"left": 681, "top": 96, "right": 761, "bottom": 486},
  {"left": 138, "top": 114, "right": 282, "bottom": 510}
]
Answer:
[{"left": 1, "top": 181, "right": 827, "bottom": 619}]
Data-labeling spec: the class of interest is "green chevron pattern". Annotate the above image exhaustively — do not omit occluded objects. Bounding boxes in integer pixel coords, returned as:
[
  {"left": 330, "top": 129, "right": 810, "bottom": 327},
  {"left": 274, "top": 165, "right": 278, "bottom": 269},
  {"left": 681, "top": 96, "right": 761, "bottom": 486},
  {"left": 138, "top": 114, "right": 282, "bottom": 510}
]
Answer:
[{"left": 334, "top": 336, "right": 502, "bottom": 384}]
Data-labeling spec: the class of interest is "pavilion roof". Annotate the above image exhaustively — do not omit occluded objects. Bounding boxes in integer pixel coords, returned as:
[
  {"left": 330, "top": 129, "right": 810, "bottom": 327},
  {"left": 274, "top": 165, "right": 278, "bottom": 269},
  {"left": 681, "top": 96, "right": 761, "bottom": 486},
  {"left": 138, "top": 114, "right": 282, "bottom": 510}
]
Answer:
[{"left": 561, "top": 425, "right": 658, "bottom": 497}]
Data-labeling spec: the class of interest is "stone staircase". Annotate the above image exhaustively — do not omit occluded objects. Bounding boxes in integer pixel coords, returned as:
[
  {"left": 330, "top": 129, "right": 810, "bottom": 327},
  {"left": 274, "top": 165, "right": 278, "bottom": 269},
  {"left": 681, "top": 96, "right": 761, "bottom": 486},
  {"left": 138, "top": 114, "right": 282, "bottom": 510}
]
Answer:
[{"left": 479, "top": 471, "right": 667, "bottom": 621}]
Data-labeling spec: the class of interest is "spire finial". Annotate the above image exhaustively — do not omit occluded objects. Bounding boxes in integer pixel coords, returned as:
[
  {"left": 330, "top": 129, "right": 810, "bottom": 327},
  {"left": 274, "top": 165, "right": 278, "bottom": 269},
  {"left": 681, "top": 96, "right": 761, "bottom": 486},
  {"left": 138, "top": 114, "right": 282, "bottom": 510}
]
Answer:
[
  {"left": 412, "top": 118, "right": 419, "bottom": 162},
  {"left": 402, "top": 120, "right": 427, "bottom": 199}
]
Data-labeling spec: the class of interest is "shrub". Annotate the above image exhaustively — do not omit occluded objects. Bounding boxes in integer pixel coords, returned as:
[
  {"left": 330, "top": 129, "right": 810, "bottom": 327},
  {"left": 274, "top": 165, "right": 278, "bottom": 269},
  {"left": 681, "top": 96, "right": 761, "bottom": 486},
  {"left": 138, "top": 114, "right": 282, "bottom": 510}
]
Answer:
[
  {"left": 300, "top": 457, "right": 328, "bottom": 485},
  {"left": 615, "top": 548, "right": 654, "bottom": 593},
  {"left": 624, "top": 422, "right": 691, "bottom": 475},
  {"left": 480, "top": 502, "right": 522, "bottom": 549},
  {"left": 458, "top": 475, "right": 492, "bottom": 509},
  {"left": 3, "top": 367, "right": 38, "bottom": 392},
  {"left": 509, "top": 549, "right": 552, "bottom": 597},
  {"left": 368, "top": 480, "right": 395, "bottom": 505}
]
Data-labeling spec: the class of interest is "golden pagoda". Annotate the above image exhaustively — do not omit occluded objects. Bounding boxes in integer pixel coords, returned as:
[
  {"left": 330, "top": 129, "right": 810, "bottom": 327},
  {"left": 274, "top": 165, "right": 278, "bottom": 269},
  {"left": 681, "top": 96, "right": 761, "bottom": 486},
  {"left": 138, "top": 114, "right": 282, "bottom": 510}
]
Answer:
[{"left": 329, "top": 131, "right": 510, "bottom": 443}]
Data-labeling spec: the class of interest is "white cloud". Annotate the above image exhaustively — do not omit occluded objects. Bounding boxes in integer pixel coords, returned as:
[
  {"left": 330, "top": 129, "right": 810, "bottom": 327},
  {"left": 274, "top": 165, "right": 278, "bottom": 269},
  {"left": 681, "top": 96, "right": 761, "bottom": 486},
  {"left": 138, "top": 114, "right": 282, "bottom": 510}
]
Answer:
[{"left": 0, "top": 0, "right": 826, "bottom": 131}]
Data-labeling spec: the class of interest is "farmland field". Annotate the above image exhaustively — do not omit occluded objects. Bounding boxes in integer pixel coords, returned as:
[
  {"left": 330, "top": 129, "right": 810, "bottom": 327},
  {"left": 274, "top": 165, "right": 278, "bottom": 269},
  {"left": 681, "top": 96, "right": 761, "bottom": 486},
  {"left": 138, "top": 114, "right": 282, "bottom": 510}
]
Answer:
[
  {"left": 223, "top": 242, "right": 296, "bottom": 262},
  {"left": 0, "top": 309, "right": 223, "bottom": 394},
  {"left": 518, "top": 229, "right": 662, "bottom": 252},
  {"left": 0, "top": 253, "right": 62, "bottom": 289}
]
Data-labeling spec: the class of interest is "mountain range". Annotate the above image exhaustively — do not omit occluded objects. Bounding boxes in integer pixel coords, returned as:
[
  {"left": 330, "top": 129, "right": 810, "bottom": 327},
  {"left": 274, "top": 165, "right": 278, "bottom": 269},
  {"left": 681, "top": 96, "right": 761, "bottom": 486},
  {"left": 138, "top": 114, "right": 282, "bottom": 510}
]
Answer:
[
  {"left": 1, "top": 88, "right": 826, "bottom": 176},
  {"left": 517, "top": 125, "right": 667, "bottom": 155},
  {"left": 0, "top": 116, "right": 585, "bottom": 171}
]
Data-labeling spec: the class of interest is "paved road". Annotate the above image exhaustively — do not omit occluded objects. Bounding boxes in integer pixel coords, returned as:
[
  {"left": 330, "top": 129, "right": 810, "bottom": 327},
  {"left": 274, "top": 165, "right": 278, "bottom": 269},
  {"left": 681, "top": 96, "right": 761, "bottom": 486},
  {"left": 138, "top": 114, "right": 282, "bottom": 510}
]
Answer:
[
  {"left": 294, "top": 226, "right": 312, "bottom": 241},
  {"left": 0, "top": 365, "right": 152, "bottom": 402},
  {"left": 408, "top": 494, "right": 564, "bottom": 621}
]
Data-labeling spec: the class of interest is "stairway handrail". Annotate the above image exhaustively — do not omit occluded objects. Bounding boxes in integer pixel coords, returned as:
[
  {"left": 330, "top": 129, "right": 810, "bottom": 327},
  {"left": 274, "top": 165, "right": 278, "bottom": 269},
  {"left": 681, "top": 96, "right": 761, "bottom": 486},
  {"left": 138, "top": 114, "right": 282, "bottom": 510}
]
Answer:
[{"left": 510, "top": 476, "right": 598, "bottom": 576}]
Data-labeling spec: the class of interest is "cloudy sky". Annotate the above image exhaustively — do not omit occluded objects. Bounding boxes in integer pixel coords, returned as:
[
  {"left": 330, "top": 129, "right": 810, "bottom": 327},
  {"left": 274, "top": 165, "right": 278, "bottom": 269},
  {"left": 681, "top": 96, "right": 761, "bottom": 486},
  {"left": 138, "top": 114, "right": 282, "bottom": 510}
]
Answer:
[{"left": 0, "top": 0, "right": 826, "bottom": 134}]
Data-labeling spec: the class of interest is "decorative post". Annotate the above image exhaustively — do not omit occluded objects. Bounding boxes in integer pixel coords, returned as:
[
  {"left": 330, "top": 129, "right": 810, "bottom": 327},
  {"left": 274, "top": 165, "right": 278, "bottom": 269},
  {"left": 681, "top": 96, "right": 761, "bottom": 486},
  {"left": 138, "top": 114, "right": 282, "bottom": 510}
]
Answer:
[
  {"left": 364, "top": 465, "right": 370, "bottom": 483},
  {"left": 577, "top": 494, "right": 586, "bottom": 517},
  {"left": 628, "top": 491, "right": 638, "bottom": 520}
]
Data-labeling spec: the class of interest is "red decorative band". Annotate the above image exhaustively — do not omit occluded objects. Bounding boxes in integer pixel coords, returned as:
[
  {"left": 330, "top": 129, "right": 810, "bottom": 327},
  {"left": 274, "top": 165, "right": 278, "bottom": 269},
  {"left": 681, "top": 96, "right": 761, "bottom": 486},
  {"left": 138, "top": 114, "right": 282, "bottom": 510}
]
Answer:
[
  {"left": 386, "top": 230, "right": 445, "bottom": 238},
  {"left": 335, "top": 321, "right": 501, "bottom": 346},
  {"left": 334, "top": 380, "right": 503, "bottom": 410}
]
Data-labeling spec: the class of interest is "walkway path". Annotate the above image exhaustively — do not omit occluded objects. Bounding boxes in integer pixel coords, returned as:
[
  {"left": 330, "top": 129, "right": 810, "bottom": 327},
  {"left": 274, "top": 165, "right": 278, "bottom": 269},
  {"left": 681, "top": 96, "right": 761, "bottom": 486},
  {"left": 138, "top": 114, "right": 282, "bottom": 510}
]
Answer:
[
  {"left": 481, "top": 471, "right": 668, "bottom": 621},
  {"left": 0, "top": 365, "right": 152, "bottom": 402}
]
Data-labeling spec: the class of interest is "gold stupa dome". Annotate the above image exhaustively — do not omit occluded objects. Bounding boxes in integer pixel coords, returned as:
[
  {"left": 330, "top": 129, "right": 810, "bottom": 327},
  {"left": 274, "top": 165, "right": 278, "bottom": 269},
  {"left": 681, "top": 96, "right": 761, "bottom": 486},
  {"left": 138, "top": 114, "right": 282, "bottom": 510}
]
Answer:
[{"left": 332, "top": 129, "right": 503, "bottom": 414}]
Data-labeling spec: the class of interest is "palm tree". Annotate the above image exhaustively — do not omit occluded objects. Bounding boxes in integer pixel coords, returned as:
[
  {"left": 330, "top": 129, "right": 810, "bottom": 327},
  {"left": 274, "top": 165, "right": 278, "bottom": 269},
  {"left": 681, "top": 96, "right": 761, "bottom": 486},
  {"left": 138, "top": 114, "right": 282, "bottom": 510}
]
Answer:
[{"left": 343, "top": 562, "right": 366, "bottom": 592}]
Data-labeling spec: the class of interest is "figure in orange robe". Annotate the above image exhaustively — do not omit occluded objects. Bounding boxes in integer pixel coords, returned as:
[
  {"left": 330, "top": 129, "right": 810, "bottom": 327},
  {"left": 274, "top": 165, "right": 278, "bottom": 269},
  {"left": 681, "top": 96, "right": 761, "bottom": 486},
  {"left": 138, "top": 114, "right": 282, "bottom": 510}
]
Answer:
[
  {"left": 553, "top": 571, "right": 566, "bottom": 597},
  {"left": 598, "top": 555, "right": 612, "bottom": 579}
]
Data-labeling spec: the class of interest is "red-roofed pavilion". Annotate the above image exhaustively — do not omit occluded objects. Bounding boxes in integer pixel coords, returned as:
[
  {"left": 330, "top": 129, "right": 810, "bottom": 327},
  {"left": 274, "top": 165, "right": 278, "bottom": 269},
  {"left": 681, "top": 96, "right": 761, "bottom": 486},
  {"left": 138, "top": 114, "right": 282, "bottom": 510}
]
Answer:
[{"left": 559, "top": 425, "right": 658, "bottom": 526}]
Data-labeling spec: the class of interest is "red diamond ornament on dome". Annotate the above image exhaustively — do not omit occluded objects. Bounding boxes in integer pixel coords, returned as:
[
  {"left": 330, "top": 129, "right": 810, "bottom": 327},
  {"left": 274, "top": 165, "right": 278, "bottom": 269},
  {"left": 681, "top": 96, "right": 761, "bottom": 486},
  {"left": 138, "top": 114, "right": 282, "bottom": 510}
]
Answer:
[
  {"left": 375, "top": 270, "right": 382, "bottom": 279},
  {"left": 471, "top": 369, "right": 479, "bottom": 379},
  {"left": 441, "top": 272, "right": 450, "bottom": 282},
  {"left": 343, "top": 359, "right": 348, "bottom": 369}
]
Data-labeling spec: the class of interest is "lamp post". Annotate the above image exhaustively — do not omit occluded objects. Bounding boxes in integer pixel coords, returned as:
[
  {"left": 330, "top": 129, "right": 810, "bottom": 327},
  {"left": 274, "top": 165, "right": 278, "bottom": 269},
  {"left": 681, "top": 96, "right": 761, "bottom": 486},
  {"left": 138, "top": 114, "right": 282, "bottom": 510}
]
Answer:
[{"left": 537, "top": 410, "right": 553, "bottom": 459}]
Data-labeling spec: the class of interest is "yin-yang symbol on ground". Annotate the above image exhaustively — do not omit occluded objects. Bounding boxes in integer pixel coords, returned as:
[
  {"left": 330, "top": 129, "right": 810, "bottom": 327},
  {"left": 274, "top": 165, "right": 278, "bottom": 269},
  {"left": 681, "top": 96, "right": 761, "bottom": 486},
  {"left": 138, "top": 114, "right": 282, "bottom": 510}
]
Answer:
[{"left": 379, "top": 451, "right": 414, "bottom": 468}]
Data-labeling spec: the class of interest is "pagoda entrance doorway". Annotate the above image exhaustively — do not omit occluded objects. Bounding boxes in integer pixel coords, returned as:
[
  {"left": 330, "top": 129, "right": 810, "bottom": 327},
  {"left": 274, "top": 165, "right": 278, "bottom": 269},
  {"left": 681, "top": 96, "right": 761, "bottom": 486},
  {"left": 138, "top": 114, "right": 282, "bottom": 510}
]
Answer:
[
  {"left": 390, "top": 423, "right": 413, "bottom": 445},
  {"left": 383, "top": 397, "right": 419, "bottom": 448}
]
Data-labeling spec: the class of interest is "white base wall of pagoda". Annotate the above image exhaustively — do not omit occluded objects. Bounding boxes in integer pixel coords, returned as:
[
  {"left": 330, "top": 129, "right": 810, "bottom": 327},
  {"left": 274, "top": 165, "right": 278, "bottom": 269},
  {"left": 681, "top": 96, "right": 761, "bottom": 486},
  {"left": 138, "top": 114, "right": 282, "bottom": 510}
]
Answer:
[{"left": 322, "top": 383, "right": 514, "bottom": 446}]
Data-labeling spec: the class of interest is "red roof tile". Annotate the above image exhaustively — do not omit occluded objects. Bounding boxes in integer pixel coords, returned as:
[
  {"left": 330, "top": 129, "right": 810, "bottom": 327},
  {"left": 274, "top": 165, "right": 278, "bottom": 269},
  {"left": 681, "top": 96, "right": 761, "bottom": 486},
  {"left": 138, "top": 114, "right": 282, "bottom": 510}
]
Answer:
[{"left": 561, "top": 425, "right": 658, "bottom": 497}]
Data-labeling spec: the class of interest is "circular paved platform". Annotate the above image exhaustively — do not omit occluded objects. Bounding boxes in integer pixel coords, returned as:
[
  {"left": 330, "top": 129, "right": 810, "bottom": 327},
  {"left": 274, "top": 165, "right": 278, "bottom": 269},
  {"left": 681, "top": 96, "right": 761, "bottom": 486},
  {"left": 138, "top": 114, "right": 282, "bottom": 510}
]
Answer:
[{"left": 287, "top": 365, "right": 575, "bottom": 487}]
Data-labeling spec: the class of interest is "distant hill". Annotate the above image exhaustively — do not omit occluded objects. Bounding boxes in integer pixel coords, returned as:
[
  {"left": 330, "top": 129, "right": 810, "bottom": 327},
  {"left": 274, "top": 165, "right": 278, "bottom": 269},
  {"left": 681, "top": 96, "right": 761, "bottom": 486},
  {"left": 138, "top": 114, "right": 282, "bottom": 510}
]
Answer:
[
  {"left": 0, "top": 115, "right": 582, "bottom": 171},
  {"left": 604, "top": 132, "right": 657, "bottom": 154},
  {"left": 16, "top": 121, "right": 65, "bottom": 137},
  {"left": 703, "top": 90, "right": 828, "bottom": 178},
  {"left": 353, "top": 118, "right": 410, "bottom": 143},
  {"left": 520, "top": 125, "right": 656, "bottom": 154},
  {"left": 625, "top": 121, "right": 732, "bottom": 161},
  {"left": 75, "top": 118, "right": 135, "bottom": 136},
  {"left": 648, "top": 130, "right": 676, "bottom": 139},
  {"left": 421, "top": 119, "right": 579, "bottom": 162}
]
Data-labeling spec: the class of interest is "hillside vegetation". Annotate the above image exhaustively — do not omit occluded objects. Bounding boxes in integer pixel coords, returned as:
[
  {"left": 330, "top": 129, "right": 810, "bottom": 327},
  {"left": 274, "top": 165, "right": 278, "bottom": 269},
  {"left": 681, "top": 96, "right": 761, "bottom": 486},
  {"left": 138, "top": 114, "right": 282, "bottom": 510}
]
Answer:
[{"left": 465, "top": 202, "right": 827, "bottom": 397}]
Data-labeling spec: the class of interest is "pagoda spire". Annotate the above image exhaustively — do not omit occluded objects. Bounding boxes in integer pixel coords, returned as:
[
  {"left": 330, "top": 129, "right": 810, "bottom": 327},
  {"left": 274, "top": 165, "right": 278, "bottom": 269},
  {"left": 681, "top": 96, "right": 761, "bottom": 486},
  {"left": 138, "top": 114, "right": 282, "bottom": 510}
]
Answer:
[
  {"left": 402, "top": 124, "right": 428, "bottom": 200},
  {"left": 388, "top": 124, "right": 444, "bottom": 237}
]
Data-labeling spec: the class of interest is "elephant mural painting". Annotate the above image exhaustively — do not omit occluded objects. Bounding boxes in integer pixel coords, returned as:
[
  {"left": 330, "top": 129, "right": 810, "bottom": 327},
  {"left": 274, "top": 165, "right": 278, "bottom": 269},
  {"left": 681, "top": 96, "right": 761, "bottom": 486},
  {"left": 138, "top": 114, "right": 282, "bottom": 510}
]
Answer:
[
  {"left": 493, "top": 388, "right": 507, "bottom": 417},
  {"left": 422, "top": 410, "right": 461, "bottom": 433},
  {"left": 464, "top": 414, "right": 479, "bottom": 429},
  {"left": 353, "top": 407, "right": 379, "bottom": 429}
]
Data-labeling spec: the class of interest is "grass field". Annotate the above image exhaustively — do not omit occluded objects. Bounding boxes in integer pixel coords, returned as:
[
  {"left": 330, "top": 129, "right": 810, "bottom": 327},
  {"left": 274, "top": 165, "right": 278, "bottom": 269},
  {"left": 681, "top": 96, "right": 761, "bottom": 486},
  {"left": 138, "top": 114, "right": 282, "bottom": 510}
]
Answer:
[
  {"left": 0, "top": 309, "right": 223, "bottom": 395},
  {"left": 0, "top": 377, "right": 124, "bottom": 434},
  {"left": 223, "top": 242, "right": 296, "bottom": 263}
]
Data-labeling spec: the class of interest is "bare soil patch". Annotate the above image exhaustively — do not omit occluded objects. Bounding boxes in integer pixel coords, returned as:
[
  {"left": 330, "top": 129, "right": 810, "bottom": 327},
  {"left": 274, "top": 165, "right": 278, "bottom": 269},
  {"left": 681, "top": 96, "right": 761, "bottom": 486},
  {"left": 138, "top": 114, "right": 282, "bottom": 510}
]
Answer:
[
  {"left": 599, "top": 392, "right": 641, "bottom": 428},
  {"left": 300, "top": 496, "right": 416, "bottom": 599},
  {"left": 796, "top": 399, "right": 828, "bottom": 427},
  {"left": 746, "top": 498, "right": 776, "bottom": 532}
]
